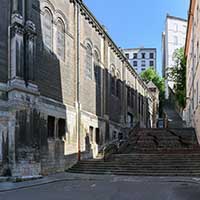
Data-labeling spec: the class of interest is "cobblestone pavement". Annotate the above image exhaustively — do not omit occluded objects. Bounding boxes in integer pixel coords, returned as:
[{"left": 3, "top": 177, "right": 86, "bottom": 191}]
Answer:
[{"left": 1, "top": 173, "right": 200, "bottom": 200}]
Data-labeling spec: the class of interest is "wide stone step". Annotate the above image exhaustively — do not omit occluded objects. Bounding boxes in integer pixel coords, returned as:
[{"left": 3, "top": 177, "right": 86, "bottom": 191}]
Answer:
[
  {"left": 81, "top": 158, "right": 200, "bottom": 162},
  {"left": 122, "top": 148, "right": 200, "bottom": 152},
  {"left": 75, "top": 163, "right": 200, "bottom": 168},
  {"left": 68, "top": 128, "right": 199, "bottom": 177},
  {"left": 70, "top": 161, "right": 200, "bottom": 167},
  {"left": 79, "top": 161, "right": 200, "bottom": 166},
  {"left": 80, "top": 158, "right": 200, "bottom": 162},
  {"left": 111, "top": 156, "right": 200, "bottom": 160},
  {"left": 73, "top": 166, "right": 200, "bottom": 171},
  {"left": 73, "top": 160, "right": 200, "bottom": 167},
  {"left": 68, "top": 169, "right": 200, "bottom": 176},
  {"left": 110, "top": 157, "right": 200, "bottom": 161},
  {"left": 69, "top": 165, "right": 200, "bottom": 171},
  {"left": 113, "top": 153, "right": 200, "bottom": 156}
]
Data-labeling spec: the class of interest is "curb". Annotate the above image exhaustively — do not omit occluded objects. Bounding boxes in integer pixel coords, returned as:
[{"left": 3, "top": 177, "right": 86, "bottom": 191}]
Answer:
[
  {"left": 0, "top": 175, "right": 43, "bottom": 183},
  {"left": 0, "top": 174, "right": 200, "bottom": 193},
  {"left": 0, "top": 177, "right": 83, "bottom": 193}
]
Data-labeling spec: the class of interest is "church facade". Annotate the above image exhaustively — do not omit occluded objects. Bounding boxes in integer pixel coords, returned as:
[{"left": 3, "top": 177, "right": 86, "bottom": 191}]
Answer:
[{"left": 0, "top": 0, "right": 155, "bottom": 177}]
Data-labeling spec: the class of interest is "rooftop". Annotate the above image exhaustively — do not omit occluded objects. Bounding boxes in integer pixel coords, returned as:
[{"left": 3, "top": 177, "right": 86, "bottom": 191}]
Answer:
[
  {"left": 166, "top": 14, "right": 187, "bottom": 22},
  {"left": 123, "top": 48, "right": 157, "bottom": 51}
]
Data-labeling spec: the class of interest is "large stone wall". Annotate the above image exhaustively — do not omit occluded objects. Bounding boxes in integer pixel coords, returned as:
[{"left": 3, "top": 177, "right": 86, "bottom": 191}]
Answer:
[
  {"left": 0, "top": 0, "right": 154, "bottom": 177},
  {"left": 30, "top": 0, "right": 75, "bottom": 105}
]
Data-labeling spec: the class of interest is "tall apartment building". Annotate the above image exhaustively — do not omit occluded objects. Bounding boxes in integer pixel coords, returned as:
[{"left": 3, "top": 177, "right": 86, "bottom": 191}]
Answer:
[
  {"left": 185, "top": 0, "right": 200, "bottom": 142},
  {"left": 162, "top": 15, "right": 187, "bottom": 99},
  {"left": 123, "top": 48, "right": 157, "bottom": 74}
]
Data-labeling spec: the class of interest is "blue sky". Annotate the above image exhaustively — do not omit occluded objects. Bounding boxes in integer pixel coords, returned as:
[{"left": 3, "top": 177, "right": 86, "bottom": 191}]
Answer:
[{"left": 84, "top": 0, "right": 190, "bottom": 75}]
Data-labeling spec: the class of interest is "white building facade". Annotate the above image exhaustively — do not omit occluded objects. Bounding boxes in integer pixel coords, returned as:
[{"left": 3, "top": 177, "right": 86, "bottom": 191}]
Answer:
[
  {"left": 123, "top": 48, "right": 157, "bottom": 74},
  {"left": 162, "top": 15, "right": 187, "bottom": 99}
]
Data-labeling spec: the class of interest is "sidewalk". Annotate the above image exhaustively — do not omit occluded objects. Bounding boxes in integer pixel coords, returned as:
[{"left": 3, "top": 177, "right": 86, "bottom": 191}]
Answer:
[
  {"left": 1, "top": 173, "right": 200, "bottom": 193},
  {"left": 0, "top": 172, "right": 115, "bottom": 192}
]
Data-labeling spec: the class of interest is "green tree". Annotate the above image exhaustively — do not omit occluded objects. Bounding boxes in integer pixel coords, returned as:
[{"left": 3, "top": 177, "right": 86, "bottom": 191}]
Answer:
[
  {"left": 140, "top": 67, "right": 165, "bottom": 116},
  {"left": 141, "top": 67, "right": 165, "bottom": 94},
  {"left": 168, "top": 48, "right": 186, "bottom": 108}
]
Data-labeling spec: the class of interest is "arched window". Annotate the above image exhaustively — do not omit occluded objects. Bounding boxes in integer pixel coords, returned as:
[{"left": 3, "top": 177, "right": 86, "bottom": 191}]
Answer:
[
  {"left": 43, "top": 8, "right": 53, "bottom": 50},
  {"left": 56, "top": 19, "right": 65, "bottom": 61},
  {"left": 127, "top": 86, "right": 130, "bottom": 106},
  {"left": 85, "top": 43, "right": 93, "bottom": 79},
  {"left": 131, "top": 86, "right": 134, "bottom": 108},
  {"left": 111, "top": 67, "right": 115, "bottom": 95},
  {"left": 116, "top": 72, "right": 121, "bottom": 98},
  {"left": 94, "top": 50, "right": 101, "bottom": 86}
]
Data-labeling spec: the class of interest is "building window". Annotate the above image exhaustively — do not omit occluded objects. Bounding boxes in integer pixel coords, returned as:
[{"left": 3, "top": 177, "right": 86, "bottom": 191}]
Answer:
[
  {"left": 127, "top": 87, "right": 131, "bottom": 106},
  {"left": 113, "top": 131, "right": 117, "bottom": 140},
  {"left": 94, "top": 51, "right": 101, "bottom": 86},
  {"left": 174, "top": 23, "right": 178, "bottom": 32},
  {"left": 141, "top": 53, "right": 145, "bottom": 59},
  {"left": 48, "top": 116, "right": 55, "bottom": 138},
  {"left": 141, "top": 60, "right": 146, "bottom": 67},
  {"left": 125, "top": 53, "right": 129, "bottom": 59},
  {"left": 131, "top": 90, "right": 134, "bottom": 108},
  {"left": 149, "top": 61, "right": 154, "bottom": 66},
  {"left": 95, "top": 128, "right": 100, "bottom": 145},
  {"left": 111, "top": 67, "right": 115, "bottom": 95},
  {"left": 116, "top": 79, "right": 121, "bottom": 98},
  {"left": 138, "top": 95, "right": 140, "bottom": 114},
  {"left": 141, "top": 68, "right": 146, "bottom": 71},
  {"left": 133, "top": 61, "right": 137, "bottom": 66},
  {"left": 56, "top": 19, "right": 65, "bottom": 61},
  {"left": 89, "top": 126, "right": 94, "bottom": 143},
  {"left": 85, "top": 132, "right": 90, "bottom": 151},
  {"left": 43, "top": 9, "right": 53, "bottom": 50},
  {"left": 111, "top": 77, "right": 115, "bottom": 95},
  {"left": 141, "top": 96, "right": 144, "bottom": 116},
  {"left": 127, "top": 113, "right": 133, "bottom": 127},
  {"left": 150, "top": 53, "right": 154, "bottom": 59},
  {"left": 58, "top": 119, "right": 66, "bottom": 139},
  {"left": 174, "top": 36, "right": 178, "bottom": 45},
  {"left": 133, "top": 53, "right": 137, "bottom": 59},
  {"left": 118, "top": 132, "right": 123, "bottom": 140},
  {"left": 85, "top": 43, "right": 93, "bottom": 79},
  {"left": 17, "top": 0, "right": 24, "bottom": 15}
]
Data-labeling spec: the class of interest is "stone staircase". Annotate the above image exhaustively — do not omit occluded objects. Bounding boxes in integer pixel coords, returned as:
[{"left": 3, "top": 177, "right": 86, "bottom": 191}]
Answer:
[
  {"left": 68, "top": 153, "right": 200, "bottom": 176},
  {"left": 120, "top": 128, "right": 199, "bottom": 153},
  {"left": 68, "top": 128, "right": 200, "bottom": 176},
  {"left": 163, "top": 103, "right": 186, "bottom": 128}
]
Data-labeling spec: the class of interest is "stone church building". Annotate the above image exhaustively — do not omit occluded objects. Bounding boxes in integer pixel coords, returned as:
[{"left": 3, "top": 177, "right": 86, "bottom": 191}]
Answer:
[{"left": 0, "top": 0, "right": 155, "bottom": 177}]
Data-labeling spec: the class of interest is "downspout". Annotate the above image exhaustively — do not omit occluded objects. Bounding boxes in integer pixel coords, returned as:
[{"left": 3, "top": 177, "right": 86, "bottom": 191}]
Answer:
[{"left": 76, "top": 1, "right": 81, "bottom": 161}]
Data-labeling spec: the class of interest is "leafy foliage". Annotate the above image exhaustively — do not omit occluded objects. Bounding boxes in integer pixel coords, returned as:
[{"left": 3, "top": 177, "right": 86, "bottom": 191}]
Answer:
[
  {"left": 141, "top": 67, "right": 165, "bottom": 94},
  {"left": 140, "top": 67, "right": 165, "bottom": 116},
  {"left": 168, "top": 48, "right": 186, "bottom": 108}
]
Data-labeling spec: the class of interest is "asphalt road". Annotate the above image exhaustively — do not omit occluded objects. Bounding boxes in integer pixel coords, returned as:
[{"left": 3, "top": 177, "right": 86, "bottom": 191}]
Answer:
[{"left": 0, "top": 175, "right": 200, "bottom": 200}]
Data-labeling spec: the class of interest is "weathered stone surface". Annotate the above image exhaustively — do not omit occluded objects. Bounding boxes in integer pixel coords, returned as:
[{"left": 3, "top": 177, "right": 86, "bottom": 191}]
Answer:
[
  {"left": 0, "top": 0, "right": 9, "bottom": 82},
  {"left": 0, "top": 0, "right": 154, "bottom": 177}
]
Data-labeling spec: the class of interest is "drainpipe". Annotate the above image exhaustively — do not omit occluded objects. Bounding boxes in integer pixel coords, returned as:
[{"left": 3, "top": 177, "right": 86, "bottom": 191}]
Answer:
[{"left": 76, "top": 1, "right": 81, "bottom": 161}]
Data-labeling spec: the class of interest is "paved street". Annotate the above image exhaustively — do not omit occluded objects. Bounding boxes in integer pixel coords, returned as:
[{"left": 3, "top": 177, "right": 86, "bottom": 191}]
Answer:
[{"left": 0, "top": 174, "right": 200, "bottom": 200}]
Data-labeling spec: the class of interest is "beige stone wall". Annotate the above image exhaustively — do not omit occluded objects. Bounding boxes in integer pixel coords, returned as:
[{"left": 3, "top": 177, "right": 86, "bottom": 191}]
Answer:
[{"left": 185, "top": 0, "right": 200, "bottom": 142}]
